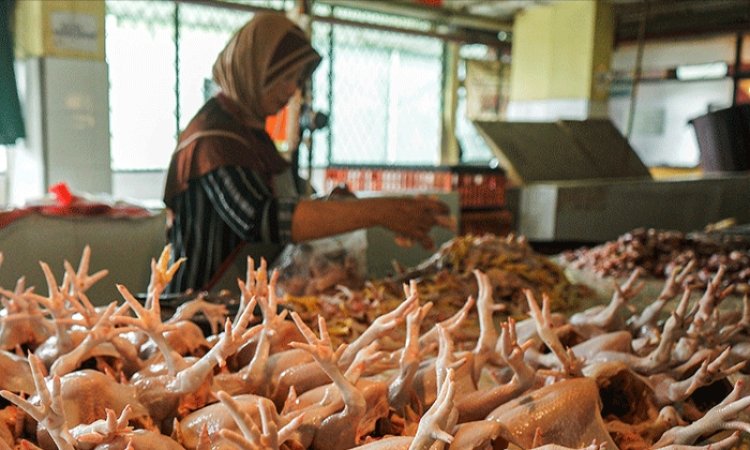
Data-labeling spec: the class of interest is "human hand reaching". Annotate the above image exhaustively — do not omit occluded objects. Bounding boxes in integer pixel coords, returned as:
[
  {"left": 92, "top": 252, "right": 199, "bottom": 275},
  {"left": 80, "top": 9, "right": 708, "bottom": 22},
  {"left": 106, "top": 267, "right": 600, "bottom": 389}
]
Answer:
[
  {"left": 383, "top": 195, "right": 454, "bottom": 250},
  {"left": 291, "top": 194, "right": 454, "bottom": 247}
]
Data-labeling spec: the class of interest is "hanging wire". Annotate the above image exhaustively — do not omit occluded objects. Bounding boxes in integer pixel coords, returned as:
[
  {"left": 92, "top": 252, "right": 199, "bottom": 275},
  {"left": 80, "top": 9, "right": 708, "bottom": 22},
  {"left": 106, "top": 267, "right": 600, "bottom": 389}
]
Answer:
[
  {"left": 174, "top": 1, "right": 181, "bottom": 137},
  {"left": 732, "top": 32, "right": 744, "bottom": 106},
  {"left": 626, "top": 0, "right": 648, "bottom": 139}
]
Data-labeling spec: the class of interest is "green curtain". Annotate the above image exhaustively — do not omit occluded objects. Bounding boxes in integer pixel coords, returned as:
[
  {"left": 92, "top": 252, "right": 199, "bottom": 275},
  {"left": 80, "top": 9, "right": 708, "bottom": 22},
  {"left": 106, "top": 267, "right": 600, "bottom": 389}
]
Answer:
[{"left": 0, "top": 0, "right": 25, "bottom": 145}]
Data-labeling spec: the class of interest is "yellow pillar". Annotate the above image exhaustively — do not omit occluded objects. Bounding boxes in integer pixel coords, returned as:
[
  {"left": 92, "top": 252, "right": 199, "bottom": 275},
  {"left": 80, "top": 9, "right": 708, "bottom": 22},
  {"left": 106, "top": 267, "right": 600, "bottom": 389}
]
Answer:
[
  {"left": 441, "top": 41, "right": 460, "bottom": 165},
  {"left": 15, "top": 0, "right": 106, "bottom": 61},
  {"left": 508, "top": 0, "right": 613, "bottom": 120}
]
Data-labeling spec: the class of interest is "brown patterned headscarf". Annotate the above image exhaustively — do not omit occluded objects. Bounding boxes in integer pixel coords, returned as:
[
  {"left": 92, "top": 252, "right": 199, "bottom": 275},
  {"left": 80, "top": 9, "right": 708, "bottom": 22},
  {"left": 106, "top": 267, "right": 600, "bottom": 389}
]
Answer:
[
  {"left": 212, "top": 12, "right": 321, "bottom": 129},
  {"left": 163, "top": 12, "right": 321, "bottom": 207}
]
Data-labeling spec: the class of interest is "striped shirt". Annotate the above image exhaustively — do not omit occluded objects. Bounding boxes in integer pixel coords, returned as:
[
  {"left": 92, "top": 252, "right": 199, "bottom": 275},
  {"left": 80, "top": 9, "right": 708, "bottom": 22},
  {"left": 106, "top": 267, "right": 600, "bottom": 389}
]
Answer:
[{"left": 166, "top": 165, "right": 298, "bottom": 293}]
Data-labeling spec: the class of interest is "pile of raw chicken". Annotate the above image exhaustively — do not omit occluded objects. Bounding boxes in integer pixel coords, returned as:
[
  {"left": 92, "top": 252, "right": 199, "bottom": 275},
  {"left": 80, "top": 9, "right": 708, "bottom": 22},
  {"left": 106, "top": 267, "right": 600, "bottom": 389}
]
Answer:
[
  {"left": 561, "top": 227, "right": 750, "bottom": 294},
  {"left": 2, "top": 241, "right": 750, "bottom": 450},
  {"left": 285, "top": 234, "right": 587, "bottom": 345}
]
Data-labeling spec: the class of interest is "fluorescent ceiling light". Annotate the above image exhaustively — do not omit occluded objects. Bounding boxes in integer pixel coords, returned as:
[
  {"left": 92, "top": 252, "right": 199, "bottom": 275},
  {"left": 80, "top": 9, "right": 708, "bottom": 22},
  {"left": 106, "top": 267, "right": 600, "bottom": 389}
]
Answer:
[{"left": 676, "top": 62, "right": 728, "bottom": 80}]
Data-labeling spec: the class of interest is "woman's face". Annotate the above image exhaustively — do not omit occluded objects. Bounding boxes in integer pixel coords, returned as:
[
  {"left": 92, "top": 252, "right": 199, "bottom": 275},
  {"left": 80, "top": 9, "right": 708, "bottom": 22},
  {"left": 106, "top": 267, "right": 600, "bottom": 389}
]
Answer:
[{"left": 260, "top": 67, "right": 304, "bottom": 116}]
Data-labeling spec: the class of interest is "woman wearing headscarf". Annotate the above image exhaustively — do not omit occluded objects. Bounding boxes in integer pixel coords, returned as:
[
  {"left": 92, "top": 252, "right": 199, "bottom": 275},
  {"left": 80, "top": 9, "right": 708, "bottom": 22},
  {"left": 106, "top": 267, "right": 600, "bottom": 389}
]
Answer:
[{"left": 163, "top": 12, "right": 451, "bottom": 294}]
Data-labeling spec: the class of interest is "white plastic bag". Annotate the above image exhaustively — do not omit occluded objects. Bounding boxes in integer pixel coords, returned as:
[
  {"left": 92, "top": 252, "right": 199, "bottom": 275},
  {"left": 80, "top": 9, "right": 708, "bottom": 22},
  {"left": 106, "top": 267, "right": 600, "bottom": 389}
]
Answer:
[{"left": 272, "top": 230, "right": 368, "bottom": 296}]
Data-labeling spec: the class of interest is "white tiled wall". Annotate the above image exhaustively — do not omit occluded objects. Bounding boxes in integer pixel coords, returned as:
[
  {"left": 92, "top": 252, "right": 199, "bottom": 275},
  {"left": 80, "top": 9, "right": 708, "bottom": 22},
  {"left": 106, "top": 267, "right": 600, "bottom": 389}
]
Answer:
[
  {"left": 609, "top": 79, "right": 733, "bottom": 167},
  {"left": 0, "top": 174, "right": 6, "bottom": 205},
  {"left": 505, "top": 99, "right": 610, "bottom": 122},
  {"left": 43, "top": 58, "right": 112, "bottom": 195},
  {"left": 112, "top": 170, "right": 167, "bottom": 205},
  {"left": 111, "top": 167, "right": 328, "bottom": 207},
  {"left": 9, "top": 58, "right": 111, "bottom": 206}
]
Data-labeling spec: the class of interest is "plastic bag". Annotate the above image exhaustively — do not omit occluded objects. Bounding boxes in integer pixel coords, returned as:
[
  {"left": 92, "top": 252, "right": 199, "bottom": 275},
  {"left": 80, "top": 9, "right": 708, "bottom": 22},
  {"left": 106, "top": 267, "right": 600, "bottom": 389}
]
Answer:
[{"left": 272, "top": 229, "right": 368, "bottom": 296}]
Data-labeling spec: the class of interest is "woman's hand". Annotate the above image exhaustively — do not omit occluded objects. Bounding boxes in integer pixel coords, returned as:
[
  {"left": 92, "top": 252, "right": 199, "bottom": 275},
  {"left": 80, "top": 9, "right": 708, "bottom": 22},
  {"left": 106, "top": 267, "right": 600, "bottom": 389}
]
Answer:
[
  {"left": 291, "top": 195, "right": 455, "bottom": 248},
  {"left": 376, "top": 196, "right": 455, "bottom": 250}
]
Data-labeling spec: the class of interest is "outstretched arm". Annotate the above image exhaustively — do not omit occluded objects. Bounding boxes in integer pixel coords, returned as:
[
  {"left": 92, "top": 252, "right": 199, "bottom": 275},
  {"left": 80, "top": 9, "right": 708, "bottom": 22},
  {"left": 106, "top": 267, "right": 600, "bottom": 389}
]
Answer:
[{"left": 292, "top": 195, "right": 451, "bottom": 249}]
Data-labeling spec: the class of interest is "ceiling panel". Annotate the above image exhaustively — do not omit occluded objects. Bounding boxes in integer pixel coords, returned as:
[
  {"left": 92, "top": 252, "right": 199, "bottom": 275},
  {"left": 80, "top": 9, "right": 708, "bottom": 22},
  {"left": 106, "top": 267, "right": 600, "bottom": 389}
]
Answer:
[{"left": 414, "top": 0, "right": 750, "bottom": 43}]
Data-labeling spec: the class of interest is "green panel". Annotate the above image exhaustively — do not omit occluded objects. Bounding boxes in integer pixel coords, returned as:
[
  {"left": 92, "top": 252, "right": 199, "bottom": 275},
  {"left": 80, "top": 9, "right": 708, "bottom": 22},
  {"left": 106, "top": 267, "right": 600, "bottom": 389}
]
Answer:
[{"left": 0, "top": 0, "right": 25, "bottom": 145}]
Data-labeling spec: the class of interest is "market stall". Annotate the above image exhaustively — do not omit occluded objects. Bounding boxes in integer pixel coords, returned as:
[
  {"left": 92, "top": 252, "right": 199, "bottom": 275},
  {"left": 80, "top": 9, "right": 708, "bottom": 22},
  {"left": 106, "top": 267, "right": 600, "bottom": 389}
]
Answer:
[
  {"left": 1, "top": 230, "right": 749, "bottom": 449},
  {"left": 1, "top": 0, "right": 749, "bottom": 449}
]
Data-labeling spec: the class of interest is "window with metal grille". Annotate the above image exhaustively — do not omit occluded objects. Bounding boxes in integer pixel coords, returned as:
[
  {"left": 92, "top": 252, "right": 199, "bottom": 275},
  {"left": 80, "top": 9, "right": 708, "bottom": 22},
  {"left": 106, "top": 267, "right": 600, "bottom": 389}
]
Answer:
[{"left": 106, "top": 1, "right": 444, "bottom": 173}]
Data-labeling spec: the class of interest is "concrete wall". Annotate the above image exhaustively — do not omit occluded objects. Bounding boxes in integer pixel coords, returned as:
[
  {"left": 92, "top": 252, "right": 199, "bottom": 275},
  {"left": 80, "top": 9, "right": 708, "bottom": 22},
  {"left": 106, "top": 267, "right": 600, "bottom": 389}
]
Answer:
[
  {"left": 10, "top": 1, "right": 111, "bottom": 204},
  {"left": 507, "top": 0, "right": 613, "bottom": 121},
  {"left": 509, "top": 1, "right": 613, "bottom": 102},
  {"left": 513, "top": 173, "right": 750, "bottom": 242},
  {"left": 0, "top": 212, "right": 168, "bottom": 305}
]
